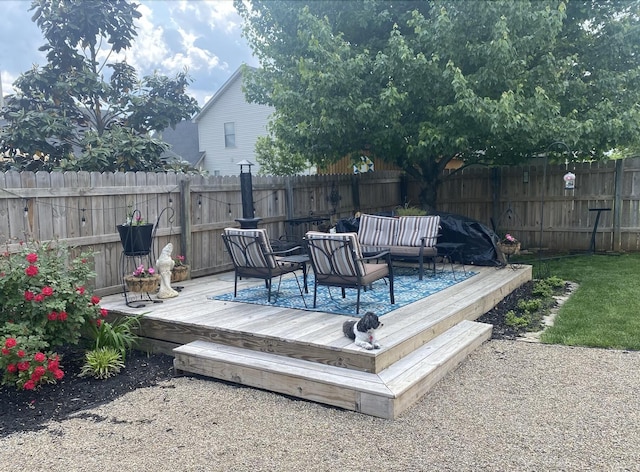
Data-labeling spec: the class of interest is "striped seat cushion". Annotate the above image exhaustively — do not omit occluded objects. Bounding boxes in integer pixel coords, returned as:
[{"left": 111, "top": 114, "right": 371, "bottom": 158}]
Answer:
[
  {"left": 305, "top": 231, "right": 365, "bottom": 277},
  {"left": 396, "top": 216, "right": 440, "bottom": 247},
  {"left": 358, "top": 214, "right": 397, "bottom": 247},
  {"left": 223, "top": 228, "right": 277, "bottom": 269}
]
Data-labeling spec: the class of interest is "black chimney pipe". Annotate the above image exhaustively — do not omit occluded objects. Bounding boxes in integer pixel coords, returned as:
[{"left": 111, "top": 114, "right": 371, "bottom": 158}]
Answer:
[{"left": 235, "top": 160, "right": 261, "bottom": 229}]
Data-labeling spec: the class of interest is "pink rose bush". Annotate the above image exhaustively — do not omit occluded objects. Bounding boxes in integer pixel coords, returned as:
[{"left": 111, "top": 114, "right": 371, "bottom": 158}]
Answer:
[{"left": 0, "top": 240, "right": 105, "bottom": 390}]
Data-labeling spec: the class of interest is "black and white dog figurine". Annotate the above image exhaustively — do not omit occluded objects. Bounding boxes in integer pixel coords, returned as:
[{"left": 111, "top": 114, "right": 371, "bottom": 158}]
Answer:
[{"left": 342, "top": 312, "right": 383, "bottom": 350}]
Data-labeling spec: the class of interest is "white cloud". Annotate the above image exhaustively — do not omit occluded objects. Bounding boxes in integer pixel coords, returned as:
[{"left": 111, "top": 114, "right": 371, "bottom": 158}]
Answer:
[
  {"left": 94, "top": 3, "right": 170, "bottom": 75},
  {"left": 203, "top": 0, "right": 242, "bottom": 34},
  {"left": 1, "top": 70, "right": 19, "bottom": 97},
  {"left": 175, "top": 0, "right": 241, "bottom": 34},
  {"left": 166, "top": 27, "right": 221, "bottom": 72},
  {"left": 126, "top": 4, "right": 170, "bottom": 71}
]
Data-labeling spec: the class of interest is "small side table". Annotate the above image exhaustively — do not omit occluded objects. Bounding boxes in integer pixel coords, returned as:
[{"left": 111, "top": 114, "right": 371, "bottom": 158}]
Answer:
[
  {"left": 436, "top": 243, "right": 466, "bottom": 278},
  {"left": 277, "top": 254, "right": 309, "bottom": 294}
]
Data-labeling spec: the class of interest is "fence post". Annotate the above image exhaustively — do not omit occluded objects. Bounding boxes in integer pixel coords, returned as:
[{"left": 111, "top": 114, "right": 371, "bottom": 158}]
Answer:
[
  {"left": 180, "top": 179, "right": 192, "bottom": 268},
  {"left": 285, "top": 176, "right": 294, "bottom": 219},
  {"left": 491, "top": 167, "right": 501, "bottom": 232},
  {"left": 613, "top": 159, "right": 623, "bottom": 252}
]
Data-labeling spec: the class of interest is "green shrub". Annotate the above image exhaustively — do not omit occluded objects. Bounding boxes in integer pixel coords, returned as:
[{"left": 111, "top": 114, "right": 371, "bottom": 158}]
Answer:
[
  {"left": 80, "top": 347, "right": 125, "bottom": 379},
  {"left": 502, "top": 276, "right": 565, "bottom": 335},
  {"left": 505, "top": 310, "right": 530, "bottom": 328},
  {"left": 532, "top": 280, "right": 554, "bottom": 299},
  {"left": 85, "top": 315, "right": 141, "bottom": 360},
  {"left": 545, "top": 276, "right": 565, "bottom": 290},
  {"left": 0, "top": 240, "right": 106, "bottom": 389},
  {"left": 517, "top": 298, "right": 543, "bottom": 313},
  {"left": 395, "top": 205, "right": 427, "bottom": 216}
]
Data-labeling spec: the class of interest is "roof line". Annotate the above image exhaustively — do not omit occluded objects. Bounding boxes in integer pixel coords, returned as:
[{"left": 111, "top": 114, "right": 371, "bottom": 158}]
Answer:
[{"left": 193, "top": 64, "right": 256, "bottom": 123}]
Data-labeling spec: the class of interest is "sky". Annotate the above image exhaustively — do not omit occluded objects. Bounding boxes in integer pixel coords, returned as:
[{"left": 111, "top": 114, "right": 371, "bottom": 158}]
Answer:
[{"left": 0, "top": 0, "right": 258, "bottom": 107}]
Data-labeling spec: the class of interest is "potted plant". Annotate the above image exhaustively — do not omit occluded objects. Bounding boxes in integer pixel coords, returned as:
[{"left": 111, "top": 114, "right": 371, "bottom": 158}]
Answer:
[
  {"left": 497, "top": 233, "right": 521, "bottom": 256},
  {"left": 171, "top": 255, "right": 190, "bottom": 283},
  {"left": 117, "top": 210, "right": 154, "bottom": 256},
  {"left": 123, "top": 265, "right": 160, "bottom": 293},
  {"left": 394, "top": 204, "right": 427, "bottom": 217}
]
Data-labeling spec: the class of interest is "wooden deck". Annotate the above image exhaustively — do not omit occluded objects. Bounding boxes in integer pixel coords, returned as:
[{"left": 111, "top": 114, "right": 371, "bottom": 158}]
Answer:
[{"left": 100, "top": 263, "right": 532, "bottom": 419}]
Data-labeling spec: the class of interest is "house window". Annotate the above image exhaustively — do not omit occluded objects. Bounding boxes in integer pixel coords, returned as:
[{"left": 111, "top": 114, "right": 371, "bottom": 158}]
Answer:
[{"left": 224, "top": 122, "right": 235, "bottom": 148}]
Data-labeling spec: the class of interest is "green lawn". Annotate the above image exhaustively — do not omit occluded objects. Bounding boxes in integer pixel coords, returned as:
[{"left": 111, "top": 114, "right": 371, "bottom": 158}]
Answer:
[{"left": 526, "top": 253, "right": 640, "bottom": 350}]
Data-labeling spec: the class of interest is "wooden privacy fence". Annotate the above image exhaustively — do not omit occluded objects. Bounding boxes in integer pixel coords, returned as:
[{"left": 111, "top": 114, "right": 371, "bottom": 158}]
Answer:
[
  {"left": 0, "top": 170, "right": 402, "bottom": 294},
  {"left": 431, "top": 157, "right": 640, "bottom": 254},
  {"left": 3, "top": 159, "right": 640, "bottom": 293}
]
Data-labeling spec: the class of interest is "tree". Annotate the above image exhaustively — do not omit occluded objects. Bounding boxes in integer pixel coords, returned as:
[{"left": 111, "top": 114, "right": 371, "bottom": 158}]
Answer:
[
  {"left": 236, "top": 0, "right": 640, "bottom": 208},
  {"left": 0, "top": 0, "right": 200, "bottom": 172},
  {"left": 254, "top": 135, "right": 310, "bottom": 175}
]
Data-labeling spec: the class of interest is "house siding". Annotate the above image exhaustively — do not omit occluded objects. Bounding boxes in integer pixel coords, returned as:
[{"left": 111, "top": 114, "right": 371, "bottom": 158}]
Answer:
[{"left": 197, "top": 73, "right": 274, "bottom": 177}]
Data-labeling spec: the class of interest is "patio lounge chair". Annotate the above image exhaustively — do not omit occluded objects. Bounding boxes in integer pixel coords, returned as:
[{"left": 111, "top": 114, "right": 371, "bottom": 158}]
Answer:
[
  {"left": 222, "top": 227, "right": 306, "bottom": 303},
  {"left": 305, "top": 231, "right": 394, "bottom": 314}
]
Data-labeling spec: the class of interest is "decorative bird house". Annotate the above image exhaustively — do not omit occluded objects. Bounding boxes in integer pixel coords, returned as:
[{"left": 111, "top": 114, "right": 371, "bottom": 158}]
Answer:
[{"left": 563, "top": 171, "right": 576, "bottom": 189}]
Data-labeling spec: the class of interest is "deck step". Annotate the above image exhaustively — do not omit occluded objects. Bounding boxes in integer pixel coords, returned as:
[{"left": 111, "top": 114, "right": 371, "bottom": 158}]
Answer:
[{"left": 173, "top": 319, "right": 492, "bottom": 419}]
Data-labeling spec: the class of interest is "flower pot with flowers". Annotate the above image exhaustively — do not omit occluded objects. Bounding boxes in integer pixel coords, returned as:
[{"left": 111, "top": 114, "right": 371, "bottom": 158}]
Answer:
[
  {"left": 117, "top": 210, "right": 154, "bottom": 256},
  {"left": 170, "top": 255, "right": 190, "bottom": 283},
  {"left": 124, "top": 265, "right": 160, "bottom": 293},
  {"left": 497, "top": 233, "right": 521, "bottom": 256}
]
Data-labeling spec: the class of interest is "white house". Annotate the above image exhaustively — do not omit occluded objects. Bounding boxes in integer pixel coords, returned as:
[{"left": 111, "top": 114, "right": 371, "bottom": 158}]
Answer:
[{"left": 193, "top": 66, "right": 274, "bottom": 176}]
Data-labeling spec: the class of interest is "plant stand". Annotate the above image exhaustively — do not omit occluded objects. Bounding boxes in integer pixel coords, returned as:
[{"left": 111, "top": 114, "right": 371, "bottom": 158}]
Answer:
[
  {"left": 497, "top": 242, "right": 521, "bottom": 269},
  {"left": 171, "top": 265, "right": 190, "bottom": 283},
  {"left": 119, "top": 252, "right": 164, "bottom": 308},
  {"left": 170, "top": 265, "right": 189, "bottom": 292},
  {"left": 117, "top": 222, "right": 164, "bottom": 308}
]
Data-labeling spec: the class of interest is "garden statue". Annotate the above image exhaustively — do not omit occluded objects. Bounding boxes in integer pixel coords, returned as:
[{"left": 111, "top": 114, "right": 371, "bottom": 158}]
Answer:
[{"left": 156, "top": 243, "right": 179, "bottom": 299}]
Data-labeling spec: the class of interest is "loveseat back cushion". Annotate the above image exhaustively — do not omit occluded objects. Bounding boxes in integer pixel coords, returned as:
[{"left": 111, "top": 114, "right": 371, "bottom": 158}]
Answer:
[
  {"left": 305, "top": 231, "right": 365, "bottom": 277},
  {"left": 358, "top": 214, "right": 397, "bottom": 247},
  {"left": 397, "top": 215, "right": 441, "bottom": 247},
  {"left": 223, "top": 228, "right": 277, "bottom": 269}
]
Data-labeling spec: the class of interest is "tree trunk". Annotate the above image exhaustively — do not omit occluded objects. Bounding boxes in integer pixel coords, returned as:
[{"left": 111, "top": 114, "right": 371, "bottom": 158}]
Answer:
[{"left": 416, "top": 156, "right": 444, "bottom": 211}]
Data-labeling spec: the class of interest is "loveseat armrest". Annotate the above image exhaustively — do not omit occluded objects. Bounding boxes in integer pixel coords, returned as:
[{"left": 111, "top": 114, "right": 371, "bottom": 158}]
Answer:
[{"left": 419, "top": 232, "right": 441, "bottom": 248}]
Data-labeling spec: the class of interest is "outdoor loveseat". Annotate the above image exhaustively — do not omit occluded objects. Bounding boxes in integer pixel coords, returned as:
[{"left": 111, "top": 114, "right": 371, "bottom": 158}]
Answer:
[{"left": 357, "top": 214, "right": 441, "bottom": 280}]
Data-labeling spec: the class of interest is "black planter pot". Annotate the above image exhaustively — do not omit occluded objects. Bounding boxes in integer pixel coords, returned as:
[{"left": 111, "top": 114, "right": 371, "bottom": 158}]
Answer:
[{"left": 117, "top": 224, "right": 154, "bottom": 256}]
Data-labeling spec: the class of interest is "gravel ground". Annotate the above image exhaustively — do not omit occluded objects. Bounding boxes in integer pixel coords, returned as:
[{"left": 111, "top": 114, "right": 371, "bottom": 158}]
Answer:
[{"left": 1, "top": 340, "right": 639, "bottom": 472}]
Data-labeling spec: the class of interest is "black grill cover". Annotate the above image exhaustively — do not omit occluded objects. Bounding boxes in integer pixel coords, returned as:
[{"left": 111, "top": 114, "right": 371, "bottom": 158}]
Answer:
[{"left": 435, "top": 212, "right": 502, "bottom": 266}]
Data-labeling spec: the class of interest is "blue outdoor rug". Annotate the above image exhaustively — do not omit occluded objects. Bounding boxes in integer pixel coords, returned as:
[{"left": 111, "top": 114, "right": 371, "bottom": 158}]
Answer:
[{"left": 211, "top": 267, "right": 476, "bottom": 317}]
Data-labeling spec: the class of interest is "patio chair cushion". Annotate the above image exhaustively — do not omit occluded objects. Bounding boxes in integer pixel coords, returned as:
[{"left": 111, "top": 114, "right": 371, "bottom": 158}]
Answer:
[
  {"left": 358, "top": 214, "right": 397, "bottom": 247},
  {"left": 358, "top": 214, "right": 440, "bottom": 249},
  {"left": 396, "top": 216, "right": 440, "bottom": 247},
  {"left": 318, "top": 262, "right": 388, "bottom": 285},
  {"left": 305, "top": 231, "right": 365, "bottom": 277},
  {"left": 223, "top": 228, "right": 277, "bottom": 269}
]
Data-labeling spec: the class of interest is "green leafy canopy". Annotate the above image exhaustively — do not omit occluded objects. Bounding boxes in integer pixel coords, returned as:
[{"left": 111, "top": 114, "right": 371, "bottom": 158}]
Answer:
[
  {"left": 0, "top": 0, "right": 200, "bottom": 172},
  {"left": 236, "top": 0, "right": 640, "bottom": 207}
]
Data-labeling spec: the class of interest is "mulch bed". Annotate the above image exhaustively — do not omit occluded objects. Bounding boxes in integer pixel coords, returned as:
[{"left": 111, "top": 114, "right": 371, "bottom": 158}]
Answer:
[{"left": 0, "top": 347, "right": 175, "bottom": 436}]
